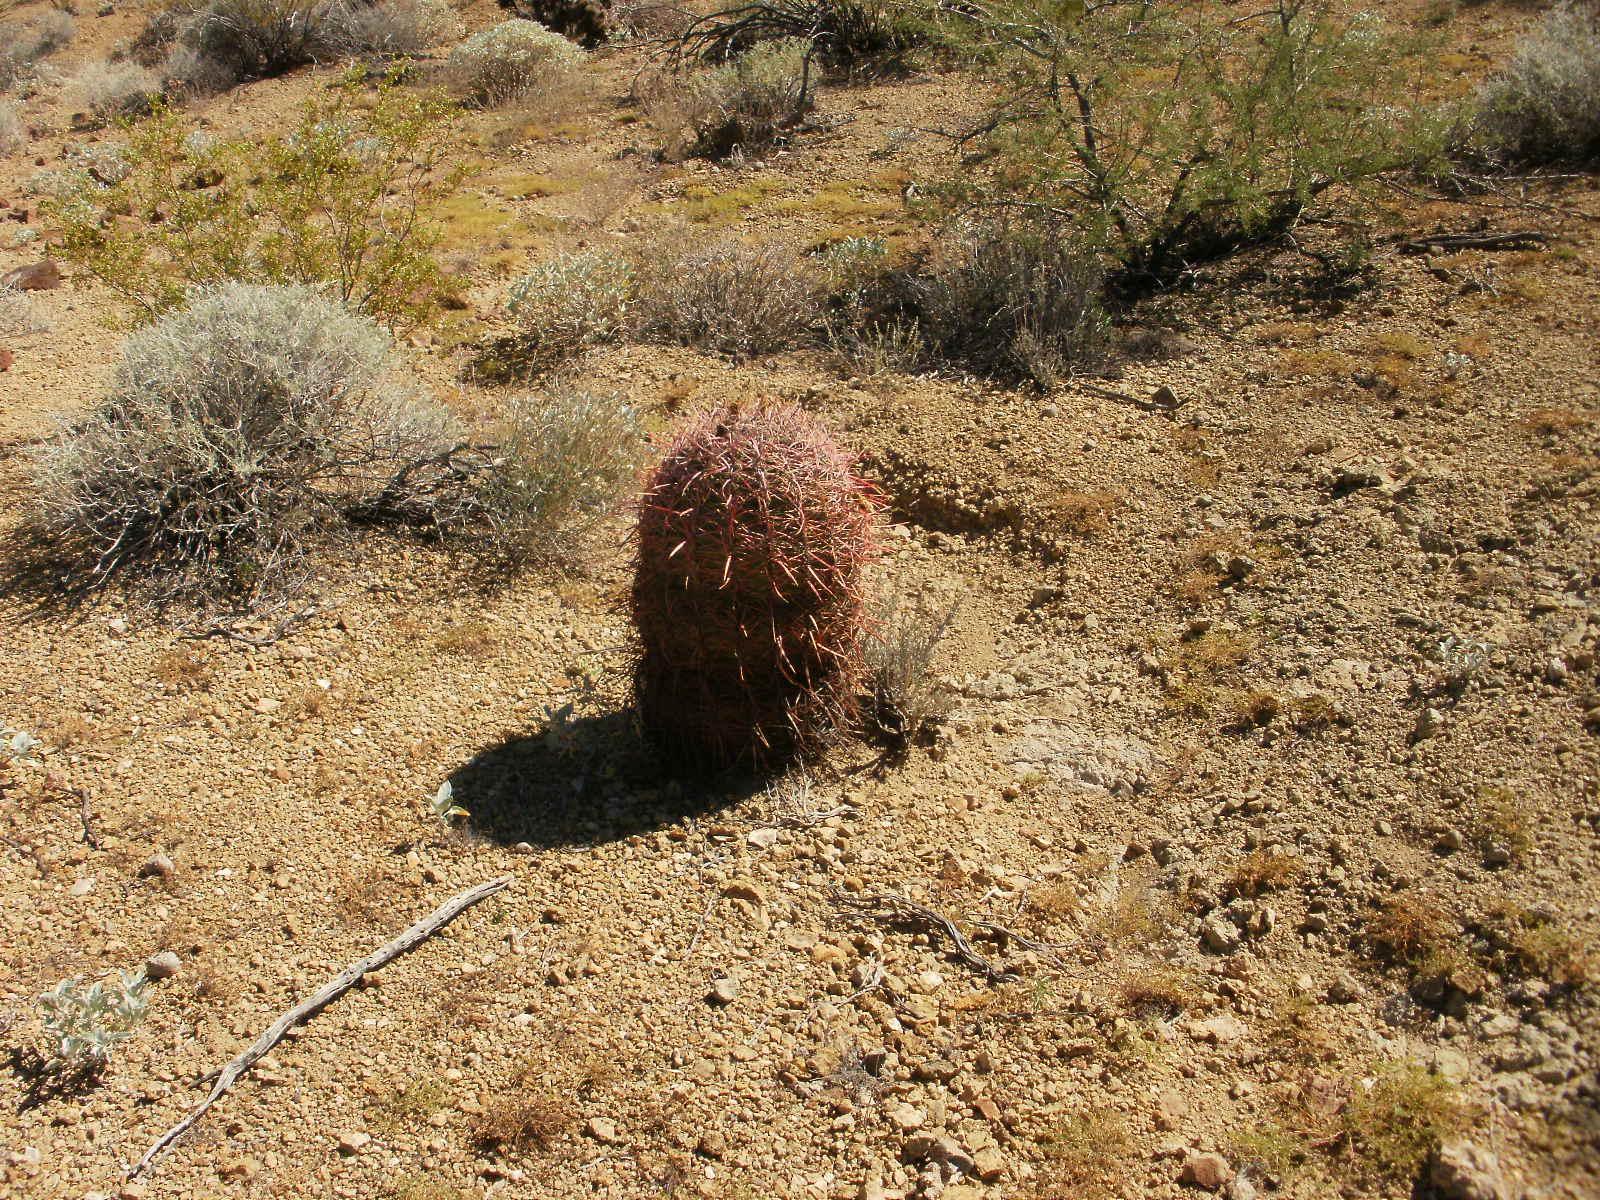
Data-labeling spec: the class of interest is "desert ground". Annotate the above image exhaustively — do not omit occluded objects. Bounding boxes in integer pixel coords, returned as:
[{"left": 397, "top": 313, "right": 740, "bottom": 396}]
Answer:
[{"left": 1, "top": 1, "right": 1597, "bottom": 1199}]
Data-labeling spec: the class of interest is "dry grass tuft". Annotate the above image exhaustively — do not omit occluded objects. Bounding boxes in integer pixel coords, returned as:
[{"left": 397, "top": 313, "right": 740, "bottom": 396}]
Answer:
[{"left": 1228, "top": 849, "right": 1302, "bottom": 898}]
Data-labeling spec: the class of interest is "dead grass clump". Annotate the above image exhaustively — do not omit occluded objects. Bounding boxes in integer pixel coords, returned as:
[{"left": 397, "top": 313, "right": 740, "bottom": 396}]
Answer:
[
  {"left": 436, "top": 622, "right": 499, "bottom": 658},
  {"left": 864, "top": 587, "right": 957, "bottom": 755},
  {"left": 154, "top": 647, "right": 212, "bottom": 691},
  {"left": 471, "top": 1092, "right": 572, "bottom": 1154},
  {"left": 1038, "top": 1110, "right": 1131, "bottom": 1200},
  {"left": 1228, "top": 849, "right": 1302, "bottom": 898},
  {"left": 1472, "top": 785, "right": 1533, "bottom": 863},
  {"left": 1484, "top": 903, "right": 1594, "bottom": 991},
  {"left": 1120, "top": 968, "right": 1199, "bottom": 1018},
  {"left": 1366, "top": 895, "right": 1454, "bottom": 972},
  {"left": 1225, "top": 688, "right": 1281, "bottom": 730},
  {"left": 1372, "top": 331, "right": 1430, "bottom": 360},
  {"left": 1054, "top": 489, "right": 1119, "bottom": 537}
]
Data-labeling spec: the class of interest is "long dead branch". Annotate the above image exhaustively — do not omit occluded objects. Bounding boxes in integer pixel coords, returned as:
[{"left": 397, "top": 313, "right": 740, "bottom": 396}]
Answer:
[
  {"left": 832, "top": 888, "right": 1016, "bottom": 983},
  {"left": 129, "top": 874, "right": 514, "bottom": 1179},
  {"left": 1398, "top": 230, "right": 1550, "bottom": 253}
]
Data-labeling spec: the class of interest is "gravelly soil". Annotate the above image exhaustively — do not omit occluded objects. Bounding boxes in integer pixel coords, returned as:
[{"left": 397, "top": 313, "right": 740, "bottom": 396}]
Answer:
[{"left": 1, "top": 2, "right": 1597, "bottom": 1199}]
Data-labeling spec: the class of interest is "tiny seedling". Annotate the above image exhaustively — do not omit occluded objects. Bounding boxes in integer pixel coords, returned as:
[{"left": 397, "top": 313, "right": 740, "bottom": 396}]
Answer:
[{"left": 431, "top": 781, "right": 468, "bottom": 822}]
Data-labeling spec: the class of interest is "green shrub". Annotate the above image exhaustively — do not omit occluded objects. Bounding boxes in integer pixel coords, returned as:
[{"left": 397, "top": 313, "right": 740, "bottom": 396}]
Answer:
[
  {"left": 32, "top": 282, "right": 459, "bottom": 598},
  {"left": 48, "top": 73, "right": 456, "bottom": 332},
  {"left": 445, "top": 19, "right": 584, "bottom": 107},
  {"left": 651, "top": 38, "right": 813, "bottom": 160},
  {"left": 1461, "top": 2, "right": 1600, "bottom": 167},
  {"left": 945, "top": 0, "right": 1437, "bottom": 289}
]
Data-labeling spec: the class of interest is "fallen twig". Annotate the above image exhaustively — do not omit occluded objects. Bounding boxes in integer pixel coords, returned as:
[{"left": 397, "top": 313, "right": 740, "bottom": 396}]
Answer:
[
  {"left": 75, "top": 788, "right": 97, "bottom": 850},
  {"left": 973, "top": 920, "right": 1073, "bottom": 957},
  {"left": 182, "top": 602, "right": 325, "bottom": 648},
  {"left": 1399, "top": 230, "right": 1550, "bottom": 253},
  {"left": 1068, "top": 380, "right": 1185, "bottom": 413},
  {"left": 682, "top": 891, "right": 718, "bottom": 959},
  {"left": 832, "top": 889, "right": 1016, "bottom": 983},
  {"left": 129, "top": 874, "right": 513, "bottom": 1179}
]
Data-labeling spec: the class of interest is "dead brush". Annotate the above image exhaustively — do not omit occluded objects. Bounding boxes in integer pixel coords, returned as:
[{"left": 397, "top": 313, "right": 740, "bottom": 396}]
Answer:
[
  {"left": 1227, "top": 849, "right": 1302, "bottom": 898},
  {"left": 863, "top": 586, "right": 958, "bottom": 757}
]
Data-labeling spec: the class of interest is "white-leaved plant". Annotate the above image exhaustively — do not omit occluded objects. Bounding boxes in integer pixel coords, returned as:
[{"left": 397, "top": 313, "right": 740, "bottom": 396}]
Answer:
[
  {"left": 39, "top": 969, "right": 151, "bottom": 1068},
  {"left": 431, "top": 780, "right": 467, "bottom": 821}
]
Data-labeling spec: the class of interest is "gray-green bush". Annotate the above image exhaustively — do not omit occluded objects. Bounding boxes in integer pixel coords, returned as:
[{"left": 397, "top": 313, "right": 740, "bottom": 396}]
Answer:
[
  {"left": 33, "top": 282, "right": 457, "bottom": 596},
  {"left": 1463, "top": 2, "right": 1600, "bottom": 167},
  {"left": 445, "top": 19, "right": 584, "bottom": 106},
  {"left": 650, "top": 38, "right": 813, "bottom": 159},
  {"left": 0, "top": 9, "right": 75, "bottom": 90},
  {"left": 0, "top": 101, "right": 23, "bottom": 155},
  {"left": 632, "top": 236, "right": 824, "bottom": 356}
]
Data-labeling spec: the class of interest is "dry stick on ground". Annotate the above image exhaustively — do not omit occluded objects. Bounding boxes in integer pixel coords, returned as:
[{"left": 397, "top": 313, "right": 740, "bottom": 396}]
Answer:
[
  {"left": 1398, "top": 230, "right": 1551, "bottom": 253},
  {"left": 128, "top": 874, "right": 514, "bottom": 1179},
  {"left": 832, "top": 888, "right": 1017, "bottom": 983}
]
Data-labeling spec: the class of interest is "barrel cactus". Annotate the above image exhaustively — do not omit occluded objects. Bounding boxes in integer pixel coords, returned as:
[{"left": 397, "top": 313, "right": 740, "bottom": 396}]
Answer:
[{"left": 631, "top": 402, "right": 881, "bottom": 770}]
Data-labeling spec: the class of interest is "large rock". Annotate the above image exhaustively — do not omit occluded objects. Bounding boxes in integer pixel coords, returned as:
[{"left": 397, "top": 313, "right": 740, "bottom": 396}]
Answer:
[
  {"left": 1429, "top": 1140, "right": 1509, "bottom": 1200},
  {"left": 1180, "top": 1151, "right": 1233, "bottom": 1191},
  {"left": 1, "top": 261, "right": 61, "bottom": 291}
]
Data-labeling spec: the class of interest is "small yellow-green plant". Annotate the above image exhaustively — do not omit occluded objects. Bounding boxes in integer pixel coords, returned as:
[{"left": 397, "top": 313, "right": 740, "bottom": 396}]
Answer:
[{"left": 49, "top": 72, "right": 457, "bottom": 333}]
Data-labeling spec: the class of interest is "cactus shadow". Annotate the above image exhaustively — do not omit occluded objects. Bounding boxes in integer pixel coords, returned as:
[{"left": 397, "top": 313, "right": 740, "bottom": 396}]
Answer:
[{"left": 447, "top": 707, "right": 767, "bottom": 848}]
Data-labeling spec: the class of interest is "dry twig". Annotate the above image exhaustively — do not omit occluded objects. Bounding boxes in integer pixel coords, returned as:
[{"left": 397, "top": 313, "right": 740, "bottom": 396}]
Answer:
[
  {"left": 1399, "top": 230, "right": 1550, "bottom": 253},
  {"left": 129, "top": 875, "right": 513, "bottom": 1179},
  {"left": 832, "top": 889, "right": 1016, "bottom": 983}
]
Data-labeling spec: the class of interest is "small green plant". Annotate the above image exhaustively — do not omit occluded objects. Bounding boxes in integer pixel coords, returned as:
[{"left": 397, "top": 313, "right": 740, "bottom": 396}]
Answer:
[
  {"left": 431, "top": 781, "right": 468, "bottom": 821},
  {"left": 864, "top": 587, "right": 958, "bottom": 755},
  {"left": 446, "top": 19, "right": 584, "bottom": 107},
  {"left": 1041, "top": 1109, "right": 1131, "bottom": 1199},
  {"left": 39, "top": 968, "right": 151, "bottom": 1069},
  {"left": 2, "top": 724, "right": 40, "bottom": 765},
  {"left": 49, "top": 72, "right": 457, "bottom": 332},
  {"left": 1341, "top": 1063, "right": 1469, "bottom": 1179}
]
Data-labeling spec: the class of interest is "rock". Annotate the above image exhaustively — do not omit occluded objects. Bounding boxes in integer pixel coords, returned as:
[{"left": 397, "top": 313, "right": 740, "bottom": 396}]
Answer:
[
  {"left": 1200, "top": 912, "right": 1242, "bottom": 953},
  {"left": 721, "top": 878, "right": 765, "bottom": 905},
  {"left": 1152, "top": 384, "right": 1180, "bottom": 408},
  {"left": 138, "top": 854, "right": 176, "bottom": 880},
  {"left": 144, "top": 951, "right": 181, "bottom": 981},
  {"left": 1192, "top": 1014, "right": 1246, "bottom": 1045},
  {"left": 707, "top": 976, "right": 739, "bottom": 1006},
  {"left": 1154, "top": 1089, "right": 1189, "bottom": 1131},
  {"left": 586, "top": 1116, "right": 621, "bottom": 1144},
  {"left": 1429, "top": 1139, "right": 1508, "bottom": 1200},
  {"left": 972, "top": 1144, "right": 1006, "bottom": 1182},
  {"left": 746, "top": 827, "right": 779, "bottom": 849},
  {"left": 1327, "top": 973, "right": 1362, "bottom": 1003},
  {"left": 695, "top": 1130, "right": 726, "bottom": 1159},
  {"left": 885, "top": 1101, "right": 925, "bottom": 1133},
  {"left": 1436, "top": 827, "right": 1464, "bottom": 853},
  {"left": 1227, "top": 1175, "right": 1258, "bottom": 1200},
  {"left": 1180, "top": 1151, "right": 1233, "bottom": 1191},
  {"left": 0, "top": 261, "right": 61, "bottom": 290},
  {"left": 217, "top": 1157, "right": 259, "bottom": 1180},
  {"left": 335, "top": 1131, "right": 370, "bottom": 1155},
  {"left": 0, "top": 348, "right": 12, "bottom": 372}
]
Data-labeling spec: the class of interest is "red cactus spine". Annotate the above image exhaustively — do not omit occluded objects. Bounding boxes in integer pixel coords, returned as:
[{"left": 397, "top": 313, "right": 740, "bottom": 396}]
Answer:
[{"left": 631, "top": 402, "right": 881, "bottom": 770}]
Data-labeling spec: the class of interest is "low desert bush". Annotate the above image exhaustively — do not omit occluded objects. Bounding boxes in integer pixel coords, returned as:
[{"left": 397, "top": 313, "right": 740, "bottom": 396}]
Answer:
[
  {"left": 0, "top": 101, "right": 22, "bottom": 154},
  {"left": 650, "top": 38, "right": 813, "bottom": 159},
  {"left": 32, "top": 283, "right": 458, "bottom": 597},
  {"left": 49, "top": 73, "right": 455, "bottom": 331},
  {"left": 39, "top": 969, "right": 151, "bottom": 1070},
  {"left": 864, "top": 586, "right": 957, "bottom": 752},
  {"left": 0, "top": 9, "right": 75, "bottom": 90},
  {"left": 0, "top": 282, "right": 48, "bottom": 336},
  {"left": 903, "top": 220, "right": 1109, "bottom": 386},
  {"left": 670, "top": 0, "right": 936, "bottom": 75},
  {"left": 505, "top": 249, "right": 632, "bottom": 366},
  {"left": 326, "top": 0, "right": 461, "bottom": 56},
  {"left": 445, "top": 19, "right": 583, "bottom": 107},
  {"left": 470, "top": 386, "right": 644, "bottom": 564},
  {"left": 150, "top": 0, "right": 456, "bottom": 92},
  {"left": 73, "top": 62, "right": 164, "bottom": 122},
  {"left": 632, "top": 236, "right": 824, "bottom": 355},
  {"left": 1461, "top": 2, "right": 1600, "bottom": 167}
]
